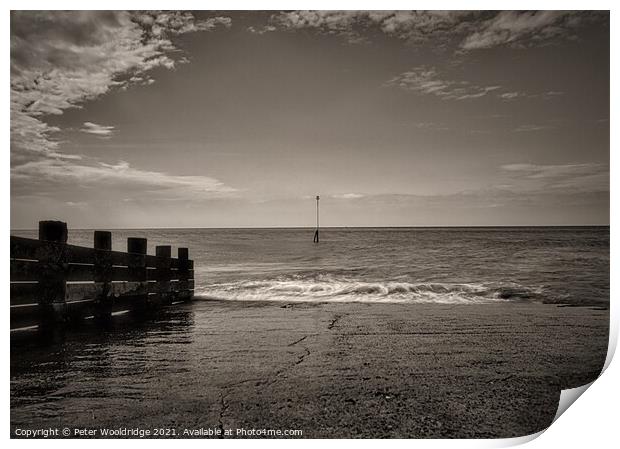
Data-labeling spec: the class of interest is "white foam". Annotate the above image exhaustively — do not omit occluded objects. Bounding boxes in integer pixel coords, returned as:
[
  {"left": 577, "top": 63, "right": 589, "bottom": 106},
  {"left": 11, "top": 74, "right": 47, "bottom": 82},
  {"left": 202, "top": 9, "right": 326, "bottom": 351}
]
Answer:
[{"left": 193, "top": 277, "right": 541, "bottom": 305}]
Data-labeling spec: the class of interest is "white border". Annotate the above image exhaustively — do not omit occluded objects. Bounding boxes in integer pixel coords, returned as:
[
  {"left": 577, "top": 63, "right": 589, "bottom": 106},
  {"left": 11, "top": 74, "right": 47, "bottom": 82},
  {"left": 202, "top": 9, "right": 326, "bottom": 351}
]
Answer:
[{"left": 2, "top": 2, "right": 616, "bottom": 448}]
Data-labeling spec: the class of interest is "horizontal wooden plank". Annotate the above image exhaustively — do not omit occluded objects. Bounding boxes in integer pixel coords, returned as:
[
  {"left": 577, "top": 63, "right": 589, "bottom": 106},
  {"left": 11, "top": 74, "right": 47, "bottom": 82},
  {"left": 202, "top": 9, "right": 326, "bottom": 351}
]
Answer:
[
  {"left": 11, "top": 236, "right": 94, "bottom": 264},
  {"left": 12, "top": 279, "right": 193, "bottom": 305},
  {"left": 145, "top": 268, "right": 194, "bottom": 281},
  {"left": 11, "top": 260, "right": 39, "bottom": 281},
  {"left": 65, "top": 298, "right": 97, "bottom": 323},
  {"left": 177, "top": 290, "right": 193, "bottom": 301},
  {"left": 68, "top": 265, "right": 134, "bottom": 282},
  {"left": 147, "top": 281, "right": 170, "bottom": 294},
  {"left": 111, "top": 294, "right": 146, "bottom": 312},
  {"left": 148, "top": 269, "right": 172, "bottom": 282},
  {"left": 145, "top": 256, "right": 192, "bottom": 269},
  {"left": 67, "top": 264, "right": 95, "bottom": 281},
  {"left": 10, "top": 237, "right": 39, "bottom": 261},
  {"left": 11, "top": 236, "right": 123, "bottom": 265},
  {"left": 10, "top": 287, "right": 193, "bottom": 329},
  {"left": 12, "top": 236, "right": 193, "bottom": 269},
  {"left": 12, "top": 260, "right": 143, "bottom": 283},
  {"left": 10, "top": 303, "right": 40, "bottom": 329},
  {"left": 110, "top": 266, "right": 133, "bottom": 281},
  {"left": 172, "top": 269, "right": 194, "bottom": 281},
  {"left": 10, "top": 282, "right": 39, "bottom": 305},
  {"left": 144, "top": 255, "right": 160, "bottom": 268},
  {"left": 65, "top": 281, "right": 149, "bottom": 300},
  {"left": 168, "top": 258, "right": 193, "bottom": 270},
  {"left": 176, "top": 280, "right": 195, "bottom": 291}
]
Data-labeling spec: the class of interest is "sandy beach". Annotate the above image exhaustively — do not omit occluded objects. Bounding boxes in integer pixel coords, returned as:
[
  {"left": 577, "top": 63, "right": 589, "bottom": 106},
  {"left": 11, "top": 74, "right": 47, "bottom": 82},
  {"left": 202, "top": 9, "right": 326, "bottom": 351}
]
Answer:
[{"left": 10, "top": 299, "right": 608, "bottom": 438}]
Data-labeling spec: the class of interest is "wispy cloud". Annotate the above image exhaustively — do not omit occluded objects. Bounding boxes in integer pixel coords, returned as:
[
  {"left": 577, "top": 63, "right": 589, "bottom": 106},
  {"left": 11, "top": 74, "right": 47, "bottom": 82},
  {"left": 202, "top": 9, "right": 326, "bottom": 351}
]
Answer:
[
  {"left": 11, "top": 159, "right": 237, "bottom": 200},
  {"left": 385, "top": 66, "right": 567, "bottom": 102},
  {"left": 541, "top": 91, "right": 564, "bottom": 99},
  {"left": 332, "top": 193, "right": 365, "bottom": 199},
  {"left": 259, "top": 11, "right": 604, "bottom": 49},
  {"left": 500, "top": 162, "right": 609, "bottom": 193},
  {"left": 499, "top": 92, "right": 522, "bottom": 100},
  {"left": 500, "top": 90, "right": 564, "bottom": 101},
  {"left": 266, "top": 11, "right": 478, "bottom": 45},
  {"left": 513, "top": 124, "right": 556, "bottom": 132},
  {"left": 384, "top": 67, "right": 503, "bottom": 100},
  {"left": 412, "top": 122, "right": 450, "bottom": 131},
  {"left": 247, "top": 25, "right": 276, "bottom": 35},
  {"left": 80, "top": 122, "right": 115, "bottom": 137},
  {"left": 306, "top": 187, "right": 608, "bottom": 225},
  {"left": 460, "top": 11, "right": 590, "bottom": 50},
  {"left": 65, "top": 201, "right": 88, "bottom": 207}
]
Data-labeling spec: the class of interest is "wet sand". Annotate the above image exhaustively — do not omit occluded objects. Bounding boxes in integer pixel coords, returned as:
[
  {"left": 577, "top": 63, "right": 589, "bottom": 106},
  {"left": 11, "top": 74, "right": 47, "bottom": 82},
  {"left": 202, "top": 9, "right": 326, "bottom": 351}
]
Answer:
[{"left": 11, "top": 300, "right": 608, "bottom": 438}]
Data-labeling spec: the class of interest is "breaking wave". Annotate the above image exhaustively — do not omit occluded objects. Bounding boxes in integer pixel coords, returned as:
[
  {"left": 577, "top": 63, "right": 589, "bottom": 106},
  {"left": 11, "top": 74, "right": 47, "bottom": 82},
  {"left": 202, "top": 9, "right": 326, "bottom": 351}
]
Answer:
[{"left": 194, "top": 276, "right": 544, "bottom": 304}]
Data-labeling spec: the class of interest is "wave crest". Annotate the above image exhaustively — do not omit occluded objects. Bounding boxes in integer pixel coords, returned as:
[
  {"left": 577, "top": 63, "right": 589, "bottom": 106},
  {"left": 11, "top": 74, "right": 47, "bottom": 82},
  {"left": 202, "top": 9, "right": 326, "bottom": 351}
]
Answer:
[{"left": 194, "top": 277, "right": 543, "bottom": 304}]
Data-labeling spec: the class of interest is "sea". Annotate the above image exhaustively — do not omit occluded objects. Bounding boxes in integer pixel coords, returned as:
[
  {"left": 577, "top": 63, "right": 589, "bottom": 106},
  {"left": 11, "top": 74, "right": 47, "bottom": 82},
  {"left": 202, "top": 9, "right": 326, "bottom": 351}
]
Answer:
[{"left": 12, "top": 226, "right": 610, "bottom": 306}]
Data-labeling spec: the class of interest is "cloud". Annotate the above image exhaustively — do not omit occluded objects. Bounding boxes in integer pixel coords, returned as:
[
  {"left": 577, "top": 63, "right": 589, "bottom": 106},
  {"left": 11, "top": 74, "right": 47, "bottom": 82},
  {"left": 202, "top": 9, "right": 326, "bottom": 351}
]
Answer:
[
  {"left": 11, "top": 159, "right": 237, "bottom": 200},
  {"left": 500, "top": 163, "right": 609, "bottom": 193},
  {"left": 384, "top": 67, "right": 503, "bottom": 100},
  {"left": 11, "top": 11, "right": 236, "bottom": 201},
  {"left": 66, "top": 201, "right": 88, "bottom": 207},
  {"left": 386, "top": 66, "right": 566, "bottom": 102},
  {"left": 247, "top": 25, "right": 277, "bottom": 34},
  {"left": 460, "top": 11, "right": 591, "bottom": 50},
  {"left": 315, "top": 164, "right": 608, "bottom": 224},
  {"left": 500, "top": 92, "right": 522, "bottom": 100},
  {"left": 81, "top": 121, "right": 115, "bottom": 137},
  {"left": 513, "top": 124, "right": 555, "bottom": 132},
  {"left": 312, "top": 187, "right": 608, "bottom": 224},
  {"left": 412, "top": 122, "right": 450, "bottom": 131},
  {"left": 262, "top": 11, "right": 604, "bottom": 49},
  {"left": 268, "top": 10, "right": 478, "bottom": 44},
  {"left": 332, "top": 193, "right": 365, "bottom": 199},
  {"left": 132, "top": 12, "right": 231, "bottom": 35},
  {"left": 11, "top": 11, "right": 231, "bottom": 161},
  {"left": 500, "top": 90, "right": 564, "bottom": 101},
  {"left": 541, "top": 91, "right": 564, "bottom": 99}
]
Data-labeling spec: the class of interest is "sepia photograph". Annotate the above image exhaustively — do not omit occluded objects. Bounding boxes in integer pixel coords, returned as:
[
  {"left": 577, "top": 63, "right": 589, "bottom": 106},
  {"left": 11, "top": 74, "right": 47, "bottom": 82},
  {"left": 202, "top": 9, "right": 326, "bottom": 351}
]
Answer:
[{"left": 9, "top": 7, "right": 611, "bottom": 440}]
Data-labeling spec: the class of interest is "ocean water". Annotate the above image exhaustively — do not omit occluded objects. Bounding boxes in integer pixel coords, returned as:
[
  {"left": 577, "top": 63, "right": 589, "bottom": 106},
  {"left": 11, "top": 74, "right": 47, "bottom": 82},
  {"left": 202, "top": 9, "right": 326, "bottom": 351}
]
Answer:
[{"left": 12, "top": 227, "right": 609, "bottom": 306}]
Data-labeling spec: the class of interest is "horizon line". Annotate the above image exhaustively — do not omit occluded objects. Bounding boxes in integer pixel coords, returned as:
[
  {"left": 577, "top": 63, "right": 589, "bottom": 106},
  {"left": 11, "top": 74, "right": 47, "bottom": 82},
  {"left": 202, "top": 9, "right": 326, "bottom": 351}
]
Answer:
[{"left": 10, "top": 224, "right": 611, "bottom": 232}]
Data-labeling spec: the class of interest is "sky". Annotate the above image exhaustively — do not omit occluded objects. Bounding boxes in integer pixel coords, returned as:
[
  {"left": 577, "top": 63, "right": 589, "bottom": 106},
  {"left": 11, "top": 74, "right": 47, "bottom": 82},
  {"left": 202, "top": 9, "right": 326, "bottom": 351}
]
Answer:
[{"left": 10, "top": 11, "right": 609, "bottom": 228}]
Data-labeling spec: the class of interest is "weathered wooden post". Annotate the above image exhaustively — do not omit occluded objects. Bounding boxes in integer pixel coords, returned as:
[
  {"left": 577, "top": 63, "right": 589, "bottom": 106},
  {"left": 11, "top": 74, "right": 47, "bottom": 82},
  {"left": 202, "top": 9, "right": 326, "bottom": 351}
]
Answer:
[
  {"left": 94, "top": 231, "right": 112, "bottom": 321},
  {"left": 177, "top": 247, "right": 190, "bottom": 301},
  {"left": 37, "top": 220, "right": 68, "bottom": 326},
  {"left": 127, "top": 237, "right": 148, "bottom": 311},
  {"left": 313, "top": 195, "right": 320, "bottom": 243},
  {"left": 39, "top": 220, "right": 68, "bottom": 243},
  {"left": 156, "top": 245, "right": 172, "bottom": 305}
]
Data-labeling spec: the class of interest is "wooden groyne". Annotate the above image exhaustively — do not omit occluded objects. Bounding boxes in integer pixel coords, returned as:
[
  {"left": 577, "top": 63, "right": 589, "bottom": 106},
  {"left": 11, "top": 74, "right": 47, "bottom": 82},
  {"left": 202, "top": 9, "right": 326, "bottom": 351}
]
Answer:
[{"left": 10, "top": 220, "right": 194, "bottom": 331}]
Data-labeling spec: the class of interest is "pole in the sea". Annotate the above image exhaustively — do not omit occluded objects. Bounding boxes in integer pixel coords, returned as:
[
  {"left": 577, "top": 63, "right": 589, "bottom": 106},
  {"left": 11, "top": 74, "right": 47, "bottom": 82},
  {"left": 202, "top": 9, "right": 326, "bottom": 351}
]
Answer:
[{"left": 314, "top": 195, "right": 320, "bottom": 243}]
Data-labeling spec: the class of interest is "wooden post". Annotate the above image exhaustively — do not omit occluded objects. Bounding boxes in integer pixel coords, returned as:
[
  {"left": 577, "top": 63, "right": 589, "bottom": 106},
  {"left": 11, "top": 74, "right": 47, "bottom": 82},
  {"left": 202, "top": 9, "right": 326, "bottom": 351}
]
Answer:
[
  {"left": 313, "top": 195, "right": 320, "bottom": 243},
  {"left": 37, "top": 220, "right": 68, "bottom": 326},
  {"left": 94, "top": 231, "right": 112, "bottom": 321},
  {"left": 39, "top": 220, "right": 68, "bottom": 243},
  {"left": 178, "top": 247, "right": 189, "bottom": 262},
  {"left": 156, "top": 245, "right": 172, "bottom": 305},
  {"left": 127, "top": 237, "right": 148, "bottom": 311},
  {"left": 178, "top": 247, "right": 191, "bottom": 301}
]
